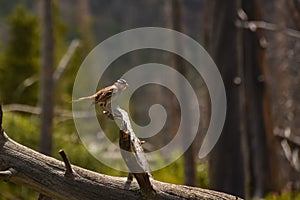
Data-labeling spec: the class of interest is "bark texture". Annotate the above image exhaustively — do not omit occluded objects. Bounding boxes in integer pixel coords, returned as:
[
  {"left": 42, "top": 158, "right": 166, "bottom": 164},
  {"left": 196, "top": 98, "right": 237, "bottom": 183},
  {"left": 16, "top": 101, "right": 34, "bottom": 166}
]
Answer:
[
  {"left": 40, "top": 0, "right": 54, "bottom": 156},
  {"left": 0, "top": 129, "right": 242, "bottom": 200},
  {"left": 205, "top": 0, "right": 245, "bottom": 197}
]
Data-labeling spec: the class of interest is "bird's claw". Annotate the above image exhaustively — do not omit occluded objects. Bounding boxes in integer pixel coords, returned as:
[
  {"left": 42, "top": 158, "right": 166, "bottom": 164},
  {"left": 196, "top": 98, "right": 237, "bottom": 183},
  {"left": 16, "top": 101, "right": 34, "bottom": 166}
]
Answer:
[{"left": 103, "top": 110, "right": 114, "bottom": 120}]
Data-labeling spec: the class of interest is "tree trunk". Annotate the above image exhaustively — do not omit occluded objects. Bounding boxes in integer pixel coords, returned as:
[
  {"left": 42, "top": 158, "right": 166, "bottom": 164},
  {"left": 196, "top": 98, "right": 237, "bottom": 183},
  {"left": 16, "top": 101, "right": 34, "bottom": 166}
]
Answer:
[
  {"left": 206, "top": 0, "right": 286, "bottom": 197},
  {"left": 240, "top": 0, "right": 283, "bottom": 197},
  {"left": 39, "top": 2, "right": 54, "bottom": 198},
  {"left": 264, "top": 0, "right": 300, "bottom": 190},
  {"left": 205, "top": 0, "right": 245, "bottom": 197},
  {"left": 168, "top": 0, "right": 196, "bottom": 187},
  {"left": 40, "top": 0, "right": 54, "bottom": 156}
]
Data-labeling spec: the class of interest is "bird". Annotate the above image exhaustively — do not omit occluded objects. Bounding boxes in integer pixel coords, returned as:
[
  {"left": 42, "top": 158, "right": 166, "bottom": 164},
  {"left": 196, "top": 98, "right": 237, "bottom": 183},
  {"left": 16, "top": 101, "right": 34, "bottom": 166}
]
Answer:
[{"left": 72, "top": 79, "right": 128, "bottom": 115}]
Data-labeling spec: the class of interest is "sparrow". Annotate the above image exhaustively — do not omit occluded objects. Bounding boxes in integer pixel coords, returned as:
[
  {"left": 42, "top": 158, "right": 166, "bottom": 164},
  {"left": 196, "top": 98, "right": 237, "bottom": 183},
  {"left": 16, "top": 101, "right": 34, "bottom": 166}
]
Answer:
[{"left": 72, "top": 79, "right": 128, "bottom": 115}]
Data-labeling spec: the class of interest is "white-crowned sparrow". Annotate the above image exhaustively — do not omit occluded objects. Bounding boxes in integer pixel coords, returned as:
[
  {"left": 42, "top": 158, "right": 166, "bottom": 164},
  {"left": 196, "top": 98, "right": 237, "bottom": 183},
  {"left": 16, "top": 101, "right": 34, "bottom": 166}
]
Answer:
[{"left": 73, "top": 79, "right": 128, "bottom": 115}]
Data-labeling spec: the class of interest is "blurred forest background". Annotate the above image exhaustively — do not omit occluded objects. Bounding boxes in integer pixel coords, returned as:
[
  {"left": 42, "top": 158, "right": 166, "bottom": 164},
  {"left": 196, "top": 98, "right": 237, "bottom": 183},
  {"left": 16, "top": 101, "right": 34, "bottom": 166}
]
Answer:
[{"left": 0, "top": 0, "right": 300, "bottom": 199}]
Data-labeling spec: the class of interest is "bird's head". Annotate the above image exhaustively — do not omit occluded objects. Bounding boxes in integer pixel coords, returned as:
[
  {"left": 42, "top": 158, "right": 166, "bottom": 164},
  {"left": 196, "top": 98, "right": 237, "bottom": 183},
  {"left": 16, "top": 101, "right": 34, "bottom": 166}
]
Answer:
[{"left": 114, "top": 79, "right": 128, "bottom": 90}]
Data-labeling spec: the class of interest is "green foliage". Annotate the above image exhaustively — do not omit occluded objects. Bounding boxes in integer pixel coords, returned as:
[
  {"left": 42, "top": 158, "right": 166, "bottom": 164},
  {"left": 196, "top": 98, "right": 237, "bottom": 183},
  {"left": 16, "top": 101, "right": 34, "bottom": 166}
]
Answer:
[
  {"left": 153, "top": 158, "right": 185, "bottom": 184},
  {"left": 2, "top": 112, "right": 39, "bottom": 148},
  {"left": 196, "top": 161, "right": 209, "bottom": 188},
  {"left": 0, "top": 183, "right": 38, "bottom": 200},
  {"left": 0, "top": 5, "right": 40, "bottom": 105},
  {"left": 152, "top": 158, "right": 209, "bottom": 188},
  {"left": 265, "top": 192, "right": 300, "bottom": 200}
]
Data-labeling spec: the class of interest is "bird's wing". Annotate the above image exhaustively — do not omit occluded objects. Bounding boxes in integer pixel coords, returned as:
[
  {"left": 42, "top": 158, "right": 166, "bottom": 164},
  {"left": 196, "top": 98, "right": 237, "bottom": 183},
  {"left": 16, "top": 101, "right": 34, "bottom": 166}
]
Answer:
[
  {"left": 72, "top": 84, "right": 117, "bottom": 104},
  {"left": 95, "top": 85, "right": 117, "bottom": 103}
]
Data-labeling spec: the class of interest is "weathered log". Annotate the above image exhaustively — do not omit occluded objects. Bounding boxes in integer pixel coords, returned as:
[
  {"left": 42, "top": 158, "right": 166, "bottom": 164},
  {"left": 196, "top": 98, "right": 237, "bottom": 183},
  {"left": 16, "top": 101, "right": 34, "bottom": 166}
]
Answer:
[
  {"left": 0, "top": 104, "right": 242, "bottom": 199},
  {"left": 0, "top": 130, "right": 242, "bottom": 200}
]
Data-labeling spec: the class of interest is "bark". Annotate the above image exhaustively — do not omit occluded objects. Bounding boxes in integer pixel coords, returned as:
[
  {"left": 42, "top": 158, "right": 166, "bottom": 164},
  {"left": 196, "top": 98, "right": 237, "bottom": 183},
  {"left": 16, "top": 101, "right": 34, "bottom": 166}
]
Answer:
[
  {"left": 205, "top": 0, "right": 245, "bottom": 197},
  {"left": 113, "top": 107, "right": 154, "bottom": 198},
  {"left": 0, "top": 130, "right": 242, "bottom": 200},
  {"left": 40, "top": 0, "right": 54, "bottom": 156},
  {"left": 234, "top": 1, "right": 284, "bottom": 197},
  {"left": 265, "top": 0, "right": 300, "bottom": 190},
  {"left": 241, "top": 0, "right": 283, "bottom": 196}
]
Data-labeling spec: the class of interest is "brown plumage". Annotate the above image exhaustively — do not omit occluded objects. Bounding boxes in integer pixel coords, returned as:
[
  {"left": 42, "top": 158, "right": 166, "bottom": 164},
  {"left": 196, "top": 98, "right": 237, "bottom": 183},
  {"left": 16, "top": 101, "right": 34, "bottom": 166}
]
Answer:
[{"left": 72, "top": 79, "right": 128, "bottom": 114}]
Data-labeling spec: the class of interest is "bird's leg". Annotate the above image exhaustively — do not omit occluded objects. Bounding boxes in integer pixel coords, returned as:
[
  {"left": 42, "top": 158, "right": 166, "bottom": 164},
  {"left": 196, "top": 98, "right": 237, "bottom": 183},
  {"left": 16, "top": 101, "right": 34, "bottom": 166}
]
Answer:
[
  {"left": 106, "top": 112, "right": 114, "bottom": 120},
  {"left": 102, "top": 106, "right": 110, "bottom": 114},
  {"left": 102, "top": 106, "right": 114, "bottom": 120}
]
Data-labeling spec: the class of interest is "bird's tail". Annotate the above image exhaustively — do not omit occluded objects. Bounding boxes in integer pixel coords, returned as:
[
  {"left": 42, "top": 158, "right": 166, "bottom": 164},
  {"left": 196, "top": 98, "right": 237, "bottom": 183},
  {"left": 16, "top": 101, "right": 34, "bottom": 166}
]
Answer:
[{"left": 71, "top": 94, "right": 97, "bottom": 103}]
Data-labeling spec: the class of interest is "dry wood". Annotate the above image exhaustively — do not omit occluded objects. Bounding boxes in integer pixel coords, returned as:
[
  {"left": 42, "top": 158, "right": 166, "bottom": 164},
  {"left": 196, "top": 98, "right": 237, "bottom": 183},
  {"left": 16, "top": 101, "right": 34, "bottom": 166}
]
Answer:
[
  {"left": 59, "top": 149, "right": 73, "bottom": 175},
  {"left": 0, "top": 104, "right": 242, "bottom": 199},
  {"left": 0, "top": 130, "right": 242, "bottom": 199},
  {"left": 235, "top": 8, "right": 300, "bottom": 39},
  {"left": 275, "top": 131, "right": 300, "bottom": 147}
]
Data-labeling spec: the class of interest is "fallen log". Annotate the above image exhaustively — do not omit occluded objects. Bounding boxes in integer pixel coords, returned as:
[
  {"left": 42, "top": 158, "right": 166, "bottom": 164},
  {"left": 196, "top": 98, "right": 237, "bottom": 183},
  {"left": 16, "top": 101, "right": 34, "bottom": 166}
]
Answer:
[
  {"left": 0, "top": 131, "right": 244, "bottom": 199},
  {"left": 0, "top": 105, "right": 242, "bottom": 199}
]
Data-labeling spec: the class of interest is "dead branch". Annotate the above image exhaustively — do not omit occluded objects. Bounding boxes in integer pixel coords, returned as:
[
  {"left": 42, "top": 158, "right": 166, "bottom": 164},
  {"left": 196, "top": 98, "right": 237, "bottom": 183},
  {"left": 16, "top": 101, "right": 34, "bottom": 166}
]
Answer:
[
  {"left": 112, "top": 107, "right": 152, "bottom": 177},
  {"left": 0, "top": 109, "right": 242, "bottom": 199},
  {"left": 275, "top": 131, "right": 300, "bottom": 147},
  {"left": 59, "top": 149, "right": 73, "bottom": 175},
  {"left": 0, "top": 168, "right": 15, "bottom": 181},
  {"left": 53, "top": 39, "right": 80, "bottom": 83},
  {"left": 236, "top": 9, "right": 300, "bottom": 39},
  {"left": 235, "top": 19, "right": 300, "bottom": 39},
  {"left": 3, "top": 104, "right": 94, "bottom": 119}
]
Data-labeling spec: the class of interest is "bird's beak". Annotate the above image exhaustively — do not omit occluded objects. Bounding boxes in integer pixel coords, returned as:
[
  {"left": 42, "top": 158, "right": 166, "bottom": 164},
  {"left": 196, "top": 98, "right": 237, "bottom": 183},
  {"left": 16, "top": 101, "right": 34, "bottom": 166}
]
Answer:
[{"left": 125, "top": 83, "right": 129, "bottom": 88}]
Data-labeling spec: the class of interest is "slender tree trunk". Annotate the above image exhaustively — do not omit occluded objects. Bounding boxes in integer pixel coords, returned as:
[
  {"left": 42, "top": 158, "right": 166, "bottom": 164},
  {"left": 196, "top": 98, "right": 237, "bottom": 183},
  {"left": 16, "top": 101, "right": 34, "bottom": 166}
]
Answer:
[
  {"left": 40, "top": 0, "right": 54, "bottom": 156},
  {"left": 242, "top": 1, "right": 268, "bottom": 197},
  {"left": 205, "top": 0, "right": 245, "bottom": 197},
  {"left": 39, "top": 1, "right": 54, "bottom": 199},
  {"left": 206, "top": 0, "right": 284, "bottom": 198},
  {"left": 168, "top": 0, "right": 196, "bottom": 186},
  {"left": 236, "top": 1, "right": 250, "bottom": 198},
  {"left": 241, "top": 0, "right": 282, "bottom": 197}
]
